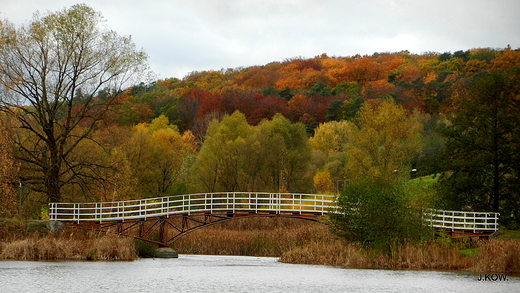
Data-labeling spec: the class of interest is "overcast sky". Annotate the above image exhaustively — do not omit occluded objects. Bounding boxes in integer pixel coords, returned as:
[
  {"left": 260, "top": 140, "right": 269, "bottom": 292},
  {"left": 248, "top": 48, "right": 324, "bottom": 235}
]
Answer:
[{"left": 1, "top": 0, "right": 519, "bottom": 80}]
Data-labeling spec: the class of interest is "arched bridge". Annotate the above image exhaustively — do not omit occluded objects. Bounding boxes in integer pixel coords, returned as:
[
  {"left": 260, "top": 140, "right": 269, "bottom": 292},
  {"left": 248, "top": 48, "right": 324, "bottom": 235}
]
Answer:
[{"left": 49, "top": 192, "right": 500, "bottom": 247}]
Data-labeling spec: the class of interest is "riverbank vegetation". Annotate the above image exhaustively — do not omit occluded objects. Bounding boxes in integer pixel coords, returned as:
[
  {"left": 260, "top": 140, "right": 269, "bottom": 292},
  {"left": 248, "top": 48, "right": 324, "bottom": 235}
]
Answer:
[
  {"left": 174, "top": 217, "right": 520, "bottom": 274},
  {"left": 0, "top": 221, "right": 136, "bottom": 261},
  {"left": 1, "top": 218, "right": 519, "bottom": 274},
  {"left": 0, "top": 233, "right": 136, "bottom": 261}
]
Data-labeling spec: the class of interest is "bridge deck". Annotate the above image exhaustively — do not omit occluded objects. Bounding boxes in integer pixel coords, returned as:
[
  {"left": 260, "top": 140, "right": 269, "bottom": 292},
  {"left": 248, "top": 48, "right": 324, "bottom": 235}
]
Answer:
[{"left": 49, "top": 192, "right": 499, "bottom": 242}]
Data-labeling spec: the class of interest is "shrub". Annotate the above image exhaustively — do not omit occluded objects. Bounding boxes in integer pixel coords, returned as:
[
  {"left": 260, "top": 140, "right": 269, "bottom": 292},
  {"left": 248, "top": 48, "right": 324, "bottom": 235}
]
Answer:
[{"left": 328, "top": 177, "right": 431, "bottom": 254}]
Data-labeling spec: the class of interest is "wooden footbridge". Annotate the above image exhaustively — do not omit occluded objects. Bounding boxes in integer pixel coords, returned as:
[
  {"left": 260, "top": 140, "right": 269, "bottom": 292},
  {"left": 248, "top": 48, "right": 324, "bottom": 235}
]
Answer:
[{"left": 49, "top": 192, "right": 500, "bottom": 247}]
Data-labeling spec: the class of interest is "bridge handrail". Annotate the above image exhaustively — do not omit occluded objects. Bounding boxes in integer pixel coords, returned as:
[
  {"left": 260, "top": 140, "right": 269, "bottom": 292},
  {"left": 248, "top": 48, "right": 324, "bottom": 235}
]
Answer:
[
  {"left": 49, "top": 192, "right": 338, "bottom": 223},
  {"left": 49, "top": 192, "right": 500, "bottom": 232},
  {"left": 423, "top": 209, "right": 499, "bottom": 232}
]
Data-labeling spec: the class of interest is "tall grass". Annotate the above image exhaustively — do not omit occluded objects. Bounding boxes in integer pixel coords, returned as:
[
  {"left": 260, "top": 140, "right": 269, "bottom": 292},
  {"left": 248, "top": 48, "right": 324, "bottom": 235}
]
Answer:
[
  {"left": 174, "top": 217, "right": 326, "bottom": 256},
  {"left": 0, "top": 232, "right": 137, "bottom": 261},
  {"left": 2, "top": 217, "right": 519, "bottom": 274},
  {"left": 175, "top": 217, "right": 520, "bottom": 273},
  {"left": 472, "top": 239, "right": 520, "bottom": 273},
  {"left": 389, "top": 241, "right": 472, "bottom": 270},
  {"left": 280, "top": 239, "right": 472, "bottom": 270},
  {"left": 281, "top": 235, "right": 520, "bottom": 273}
]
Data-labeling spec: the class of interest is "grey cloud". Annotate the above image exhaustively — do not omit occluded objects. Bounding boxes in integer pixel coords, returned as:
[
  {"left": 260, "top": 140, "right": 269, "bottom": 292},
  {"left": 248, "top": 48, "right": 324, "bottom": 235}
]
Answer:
[{"left": 2, "top": 0, "right": 519, "bottom": 79}]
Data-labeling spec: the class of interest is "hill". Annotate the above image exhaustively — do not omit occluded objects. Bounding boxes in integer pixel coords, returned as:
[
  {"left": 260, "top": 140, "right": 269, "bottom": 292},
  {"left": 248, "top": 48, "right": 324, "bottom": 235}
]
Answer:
[{"left": 105, "top": 48, "right": 519, "bottom": 136}]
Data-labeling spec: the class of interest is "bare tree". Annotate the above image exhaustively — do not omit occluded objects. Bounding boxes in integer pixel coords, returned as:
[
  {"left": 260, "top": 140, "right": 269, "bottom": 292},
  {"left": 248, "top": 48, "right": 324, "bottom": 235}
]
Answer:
[
  {"left": 0, "top": 4, "right": 150, "bottom": 202},
  {"left": 0, "top": 120, "right": 18, "bottom": 217}
]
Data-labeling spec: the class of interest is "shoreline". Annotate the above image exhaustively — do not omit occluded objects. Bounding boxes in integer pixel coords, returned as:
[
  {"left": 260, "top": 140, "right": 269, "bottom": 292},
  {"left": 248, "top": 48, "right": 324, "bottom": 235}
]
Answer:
[
  {"left": 1, "top": 251, "right": 519, "bottom": 279},
  {"left": 1, "top": 219, "right": 519, "bottom": 274}
]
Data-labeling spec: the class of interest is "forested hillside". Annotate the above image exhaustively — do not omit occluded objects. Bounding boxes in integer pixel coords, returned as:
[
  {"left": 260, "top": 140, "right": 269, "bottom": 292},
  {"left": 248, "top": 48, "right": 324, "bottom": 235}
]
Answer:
[
  {"left": 84, "top": 48, "right": 520, "bottom": 227},
  {"left": 112, "top": 49, "right": 518, "bottom": 133}
]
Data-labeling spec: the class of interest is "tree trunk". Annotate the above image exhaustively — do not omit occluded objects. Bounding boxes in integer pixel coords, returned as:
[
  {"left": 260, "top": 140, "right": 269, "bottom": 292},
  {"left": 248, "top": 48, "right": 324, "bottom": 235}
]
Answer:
[
  {"left": 46, "top": 162, "right": 61, "bottom": 203},
  {"left": 493, "top": 160, "right": 500, "bottom": 213}
]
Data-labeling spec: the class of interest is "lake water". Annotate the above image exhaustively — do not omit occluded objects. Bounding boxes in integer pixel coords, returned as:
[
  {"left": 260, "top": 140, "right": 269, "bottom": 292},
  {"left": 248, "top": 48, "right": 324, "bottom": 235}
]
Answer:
[{"left": 1, "top": 255, "right": 518, "bottom": 292}]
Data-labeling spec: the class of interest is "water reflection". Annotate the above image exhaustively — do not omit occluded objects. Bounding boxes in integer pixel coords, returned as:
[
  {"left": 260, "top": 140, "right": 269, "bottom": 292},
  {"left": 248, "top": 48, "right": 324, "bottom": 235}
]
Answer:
[{"left": 1, "top": 255, "right": 518, "bottom": 292}]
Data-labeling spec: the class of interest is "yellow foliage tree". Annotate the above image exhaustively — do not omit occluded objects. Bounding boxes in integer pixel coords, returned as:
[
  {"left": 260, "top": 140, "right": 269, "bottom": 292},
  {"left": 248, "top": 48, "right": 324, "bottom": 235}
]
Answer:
[
  {"left": 190, "top": 111, "right": 253, "bottom": 192},
  {"left": 91, "top": 146, "right": 139, "bottom": 202},
  {"left": 309, "top": 121, "right": 355, "bottom": 187},
  {"left": 309, "top": 121, "right": 355, "bottom": 155},
  {"left": 313, "top": 170, "right": 335, "bottom": 194},
  {"left": 125, "top": 115, "right": 197, "bottom": 197},
  {"left": 345, "top": 99, "right": 422, "bottom": 182}
]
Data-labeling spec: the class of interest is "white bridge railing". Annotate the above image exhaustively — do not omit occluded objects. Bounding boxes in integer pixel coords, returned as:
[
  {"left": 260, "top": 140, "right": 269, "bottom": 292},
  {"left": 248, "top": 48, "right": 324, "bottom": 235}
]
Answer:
[
  {"left": 423, "top": 209, "right": 500, "bottom": 233},
  {"left": 49, "top": 192, "right": 499, "bottom": 232},
  {"left": 49, "top": 192, "right": 336, "bottom": 224}
]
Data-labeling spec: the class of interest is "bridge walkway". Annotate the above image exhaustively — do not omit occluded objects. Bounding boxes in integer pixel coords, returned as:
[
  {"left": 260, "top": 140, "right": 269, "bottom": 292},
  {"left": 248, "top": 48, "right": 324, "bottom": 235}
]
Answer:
[{"left": 49, "top": 192, "right": 500, "bottom": 246}]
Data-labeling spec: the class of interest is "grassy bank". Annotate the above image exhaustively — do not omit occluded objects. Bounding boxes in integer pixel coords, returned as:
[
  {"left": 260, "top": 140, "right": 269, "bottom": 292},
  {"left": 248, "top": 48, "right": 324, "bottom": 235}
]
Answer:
[
  {"left": 175, "top": 217, "right": 520, "bottom": 274},
  {"left": 2, "top": 217, "right": 519, "bottom": 274},
  {"left": 280, "top": 238, "right": 520, "bottom": 273},
  {"left": 0, "top": 220, "right": 137, "bottom": 261},
  {"left": 0, "top": 233, "right": 136, "bottom": 261}
]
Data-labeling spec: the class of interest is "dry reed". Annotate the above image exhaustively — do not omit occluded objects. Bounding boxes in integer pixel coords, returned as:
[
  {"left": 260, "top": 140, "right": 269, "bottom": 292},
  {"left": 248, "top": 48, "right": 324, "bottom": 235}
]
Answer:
[
  {"left": 471, "top": 239, "right": 520, "bottom": 273},
  {"left": 389, "top": 241, "right": 472, "bottom": 270},
  {"left": 2, "top": 217, "right": 519, "bottom": 274},
  {"left": 0, "top": 232, "right": 137, "bottom": 261},
  {"left": 281, "top": 240, "right": 472, "bottom": 270},
  {"left": 174, "top": 217, "right": 520, "bottom": 273},
  {"left": 281, "top": 239, "right": 373, "bottom": 267},
  {"left": 174, "top": 217, "right": 330, "bottom": 256},
  {"left": 282, "top": 237, "right": 520, "bottom": 273}
]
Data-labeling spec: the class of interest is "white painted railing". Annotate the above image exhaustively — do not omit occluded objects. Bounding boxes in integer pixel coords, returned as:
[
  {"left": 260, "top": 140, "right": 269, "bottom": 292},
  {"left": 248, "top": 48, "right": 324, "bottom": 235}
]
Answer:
[
  {"left": 423, "top": 209, "right": 500, "bottom": 232},
  {"left": 49, "top": 192, "right": 500, "bottom": 232},
  {"left": 49, "top": 192, "right": 337, "bottom": 224}
]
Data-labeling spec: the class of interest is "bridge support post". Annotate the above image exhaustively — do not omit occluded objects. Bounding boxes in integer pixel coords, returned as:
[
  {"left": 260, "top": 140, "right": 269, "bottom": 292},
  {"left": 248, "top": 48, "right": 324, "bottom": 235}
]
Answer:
[
  {"left": 159, "top": 218, "right": 168, "bottom": 246},
  {"left": 154, "top": 219, "right": 178, "bottom": 258}
]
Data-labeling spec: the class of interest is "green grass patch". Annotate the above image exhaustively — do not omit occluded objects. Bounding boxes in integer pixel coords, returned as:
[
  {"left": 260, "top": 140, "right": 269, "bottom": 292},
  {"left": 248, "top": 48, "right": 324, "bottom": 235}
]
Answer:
[
  {"left": 403, "top": 175, "right": 439, "bottom": 209},
  {"left": 409, "top": 175, "right": 439, "bottom": 187},
  {"left": 460, "top": 248, "right": 479, "bottom": 258},
  {"left": 497, "top": 230, "right": 520, "bottom": 240}
]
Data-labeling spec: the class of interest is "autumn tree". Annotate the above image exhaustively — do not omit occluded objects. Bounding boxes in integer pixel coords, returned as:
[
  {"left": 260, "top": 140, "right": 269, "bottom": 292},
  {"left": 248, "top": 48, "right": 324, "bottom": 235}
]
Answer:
[
  {"left": 438, "top": 70, "right": 520, "bottom": 227},
  {"left": 253, "top": 114, "right": 312, "bottom": 192},
  {"left": 288, "top": 94, "right": 308, "bottom": 121},
  {"left": 85, "top": 124, "right": 150, "bottom": 202},
  {"left": 313, "top": 170, "right": 335, "bottom": 194},
  {"left": 309, "top": 121, "right": 354, "bottom": 186},
  {"left": 191, "top": 111, "right": 312, "bottom": 193},
  {"left": 345, "top": 99, "right": 422, "bottom": 182},
  {"left": 346, "top": 57, "right": 384, "bottom": 84},
  {"left": 0, "top": 5, "right": 149, "bottom": 202},
  {"left": 190, "top": 111, "right": 253, "bottom": 192},
  {"left": 124, "top": 115, "right": 197, "bottom": 198}
]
